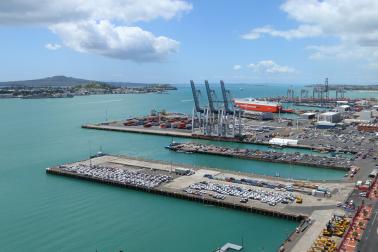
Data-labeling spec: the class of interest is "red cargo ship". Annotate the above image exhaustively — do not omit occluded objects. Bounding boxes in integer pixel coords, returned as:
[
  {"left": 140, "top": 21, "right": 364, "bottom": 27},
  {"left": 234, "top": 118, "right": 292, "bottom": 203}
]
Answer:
[{"left": 234, "top": 98, "right": 282, "bottom": 113}]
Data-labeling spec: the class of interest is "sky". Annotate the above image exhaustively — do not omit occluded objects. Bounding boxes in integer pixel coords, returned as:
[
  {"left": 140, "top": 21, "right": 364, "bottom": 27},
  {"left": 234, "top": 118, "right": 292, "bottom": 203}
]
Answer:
[{"left": 1, "top": 0, "right": 378, "bottom": 85}]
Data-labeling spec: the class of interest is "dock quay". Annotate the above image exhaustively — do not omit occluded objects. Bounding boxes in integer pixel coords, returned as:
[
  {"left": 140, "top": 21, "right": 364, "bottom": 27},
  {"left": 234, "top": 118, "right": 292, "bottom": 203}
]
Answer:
[
  {"left": 46, "top": 155, "right": 354, "bottom": 224},
  {"left": 82, "top": 123, "right": 240, "bottom": 142},
  {"left": 82, "top": 123, "right": 250, "bottom": 144},
  {"left": 82, "top": 123, "right": 192, "bottom": 138},
  {"left": 215, "top": 242, "right": 243, "bottom": 252},
  {"left": 82, "top": 122, "right": 350, "bottom": 153},
  {"left": 166, "top": 142, "right": 352, "bottom": 171},
  {"left": 262, "top": 97, "right": 377, "bottom": 104}
]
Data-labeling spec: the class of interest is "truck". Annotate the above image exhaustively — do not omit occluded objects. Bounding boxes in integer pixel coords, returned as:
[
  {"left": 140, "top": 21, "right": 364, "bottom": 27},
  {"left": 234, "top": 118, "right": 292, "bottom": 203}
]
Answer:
[
  {"left": 175, "top": 168, "right": 192, "bottom": 175},
  {"left": 369, "top": 169, "right": 378, "bottom": 178}
]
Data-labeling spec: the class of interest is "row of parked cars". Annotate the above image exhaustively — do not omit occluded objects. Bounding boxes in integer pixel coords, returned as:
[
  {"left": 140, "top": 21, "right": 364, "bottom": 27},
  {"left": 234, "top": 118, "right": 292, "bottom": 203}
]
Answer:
[
  {"left": 184, "top": 181, "right": 297, "bottom": 206},
  {"left": 61, "top": 164, "right": 172, "bottom": 189}
]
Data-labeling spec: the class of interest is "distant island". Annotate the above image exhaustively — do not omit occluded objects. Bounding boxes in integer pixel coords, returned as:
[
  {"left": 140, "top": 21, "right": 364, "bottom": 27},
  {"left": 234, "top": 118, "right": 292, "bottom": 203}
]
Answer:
[
  {"left": 305, "top": 84, "right": 378, "bottom": 91},
  {"left": 0, "top": 76, "right": 177, "bottom": 99}
]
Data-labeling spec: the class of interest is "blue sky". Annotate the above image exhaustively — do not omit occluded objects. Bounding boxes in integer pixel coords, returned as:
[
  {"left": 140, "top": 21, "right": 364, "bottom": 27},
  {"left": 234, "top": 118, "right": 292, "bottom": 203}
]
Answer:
[{"left": 0, "top": 0, "right": 377, "bottom": 84}]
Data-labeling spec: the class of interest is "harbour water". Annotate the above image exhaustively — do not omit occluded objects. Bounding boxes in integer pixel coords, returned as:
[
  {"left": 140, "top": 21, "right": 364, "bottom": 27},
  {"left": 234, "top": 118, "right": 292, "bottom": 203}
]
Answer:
[{"left": 0, "top": 84, "right": 356, "bottom": 251}]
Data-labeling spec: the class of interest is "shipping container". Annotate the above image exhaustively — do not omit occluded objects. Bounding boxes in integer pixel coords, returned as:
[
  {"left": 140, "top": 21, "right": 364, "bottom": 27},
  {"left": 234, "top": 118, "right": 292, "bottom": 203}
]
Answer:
[{"left": 312, "top": 189, "right": 326, "bottom": 197}]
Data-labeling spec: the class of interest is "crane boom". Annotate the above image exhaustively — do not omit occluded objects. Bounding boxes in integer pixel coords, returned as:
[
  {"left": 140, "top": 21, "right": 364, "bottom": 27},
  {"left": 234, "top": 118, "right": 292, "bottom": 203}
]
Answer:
[
  {"left": 205, "top": 80, "right": 217, "bottom": 113},
  {"left": 220, "top": 80, "right": 233, "bottom": 114},
  {"left": 190, "top": 80, "right": 203, "bottom": 113}
]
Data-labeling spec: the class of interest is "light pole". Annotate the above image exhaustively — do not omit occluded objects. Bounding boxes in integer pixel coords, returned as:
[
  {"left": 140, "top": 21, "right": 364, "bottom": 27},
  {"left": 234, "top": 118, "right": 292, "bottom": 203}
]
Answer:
[{"left": 88, "top": 140, "right": 92, "bottom": 167}]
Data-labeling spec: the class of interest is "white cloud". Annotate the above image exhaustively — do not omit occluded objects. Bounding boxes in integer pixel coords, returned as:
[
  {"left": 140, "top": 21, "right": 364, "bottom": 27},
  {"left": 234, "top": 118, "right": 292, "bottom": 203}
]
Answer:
[
  {"left": 306, "top": 44, "right": 367, "bottom": 60},
  {"left": 233, "top": 64, "right": 242, "bottom": 70},
  {"left": 242, "top": 25, "right": 322, "bottom": 40},
  {"left": 45, "top": 43, "right": 62, "bottom": 50},
  {"left": 0, "top": 0, "right": 191, "bottom": 62},
  {"left": 280, "top": 0, "right": 378, "bottom": 45},
  {"left": 247, "top": 60, "right": 296, "bottom": 74},
  {"left": 369, "top": 62, "right": 378, "bottom": 70},
  {"left": 0, "top": 0, "right": 192, "bottom": 25},
  {"left": 242, "top": 0, "right": 378, "bottom": 64},
  {"left": 50, "top": 20, "right": 179, "bottom": 61}
]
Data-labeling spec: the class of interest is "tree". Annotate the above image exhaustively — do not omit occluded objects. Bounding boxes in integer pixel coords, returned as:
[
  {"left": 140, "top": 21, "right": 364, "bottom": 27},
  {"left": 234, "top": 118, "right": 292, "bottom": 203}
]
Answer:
[
  {"left": 358, "top": 221, "right": 364, "bottom": 229},
  {"left": 352, "top": 231, "right": 359, "bottom": 240},
  {"left": 363, "top": 209, "right": 368, "bottom": 218}
]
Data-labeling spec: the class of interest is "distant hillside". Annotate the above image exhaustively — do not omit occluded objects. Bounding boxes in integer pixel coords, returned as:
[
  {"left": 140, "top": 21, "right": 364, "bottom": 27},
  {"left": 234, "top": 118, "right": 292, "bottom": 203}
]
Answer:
[
  {"left": 0, "top": 76, "right": 171, "bottom": 88},
  {"left": 0, "top": 76, "right": 99, "bottom": 87},
  {"left": 107, "top": 81, "right": 156, "bottom": 87}
]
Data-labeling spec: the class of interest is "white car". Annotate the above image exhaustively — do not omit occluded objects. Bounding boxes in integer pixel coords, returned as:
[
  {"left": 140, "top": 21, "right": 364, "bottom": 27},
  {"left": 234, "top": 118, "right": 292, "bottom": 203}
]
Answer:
[{"left": 359, "top": 192, "right": 367, "bottom": 197}]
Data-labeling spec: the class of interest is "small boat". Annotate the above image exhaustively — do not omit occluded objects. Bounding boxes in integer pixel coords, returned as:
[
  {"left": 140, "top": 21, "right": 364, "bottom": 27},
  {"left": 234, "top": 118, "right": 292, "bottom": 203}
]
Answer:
[
  {"left": 90, "top": 147, "right": 107, "bottom": 158},
  {"left": 270, "top": 145, "right": 284, "bottom": 149},
  {"left": 281, "top": 108, "right": 294, "bottom": 113}
]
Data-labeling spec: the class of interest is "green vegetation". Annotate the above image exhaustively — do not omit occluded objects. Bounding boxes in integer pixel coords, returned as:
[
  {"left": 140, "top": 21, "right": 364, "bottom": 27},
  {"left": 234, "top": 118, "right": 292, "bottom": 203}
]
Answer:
[
  {"left": 75, "top": 81, "right": 114, "bottom": 90},
  {"left": 0, "top": 75, "right": 93, "bottom": 87},
  {"left": 0, "top": 76, "right": 178, "bottom": 99},
  {"left": 0, "top": 76, "right": 177, "bottom": 91}
]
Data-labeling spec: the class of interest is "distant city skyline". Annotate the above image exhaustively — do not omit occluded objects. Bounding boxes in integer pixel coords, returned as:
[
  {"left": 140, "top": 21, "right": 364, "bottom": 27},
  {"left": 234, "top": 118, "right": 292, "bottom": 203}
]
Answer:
[{"left": 1, "top": 0, "right": 378, "bottom": 84}]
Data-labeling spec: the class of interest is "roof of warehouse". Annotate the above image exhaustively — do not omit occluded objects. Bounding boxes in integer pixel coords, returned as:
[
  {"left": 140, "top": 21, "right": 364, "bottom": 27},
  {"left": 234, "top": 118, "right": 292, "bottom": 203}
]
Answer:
[{"left": 321, "top": 112, "right": 340, "bottom": 116}]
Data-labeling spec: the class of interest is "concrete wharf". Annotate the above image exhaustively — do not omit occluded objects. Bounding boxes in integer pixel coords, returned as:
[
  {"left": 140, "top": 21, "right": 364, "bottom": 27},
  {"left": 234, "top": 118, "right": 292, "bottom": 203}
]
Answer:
[
  {"left": 82, "top": 123, "right": 192, "bottom": 137},
  {"left": 262, "top": 97, "right": 377, "bottom": 103},
  {"left": 82, "top": 123, "right": 349, "bottom": 153},
  {"left": 167, "top": 142, "right": 352, "bottom": 171},
  {"left": 46, "top": 155, "right": 354, "bottom": 222},
  {"left": 215, "top": 242, "right": 243, "bottom": 252},
  {"left": 46, "top": 155, "right": 357, "bottom": 252}
]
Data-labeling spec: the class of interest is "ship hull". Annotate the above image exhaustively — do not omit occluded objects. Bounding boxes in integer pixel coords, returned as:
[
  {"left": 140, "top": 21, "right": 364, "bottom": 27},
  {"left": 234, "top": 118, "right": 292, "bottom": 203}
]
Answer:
[{"left": 235, "top": 102, "right": 281, "bottom": 113}]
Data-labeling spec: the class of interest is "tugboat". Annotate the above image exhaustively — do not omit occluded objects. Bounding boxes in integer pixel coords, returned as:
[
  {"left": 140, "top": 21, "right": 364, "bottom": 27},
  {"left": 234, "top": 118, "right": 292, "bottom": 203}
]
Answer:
[{"left": 165, "top": 141, "right": 176, "bottom": 149}]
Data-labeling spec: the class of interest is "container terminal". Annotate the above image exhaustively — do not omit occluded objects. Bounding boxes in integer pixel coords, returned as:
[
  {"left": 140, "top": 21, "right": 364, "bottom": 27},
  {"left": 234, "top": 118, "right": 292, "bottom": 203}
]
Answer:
[
  {"left": 82, "top": 80, "right": 378, "bottom": 154},
  {"left": 266, "top": 79, "right": 377, "bottom": 107},
  {"left": 77, "top": 80, "right": 378, "bottom": 251}
]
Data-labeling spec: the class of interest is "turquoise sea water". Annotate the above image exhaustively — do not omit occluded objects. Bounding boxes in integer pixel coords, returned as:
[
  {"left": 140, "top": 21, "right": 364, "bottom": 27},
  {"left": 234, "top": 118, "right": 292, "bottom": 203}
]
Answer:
[{"left": 0, "top": 84, "right": 358, "bottom": 251}]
